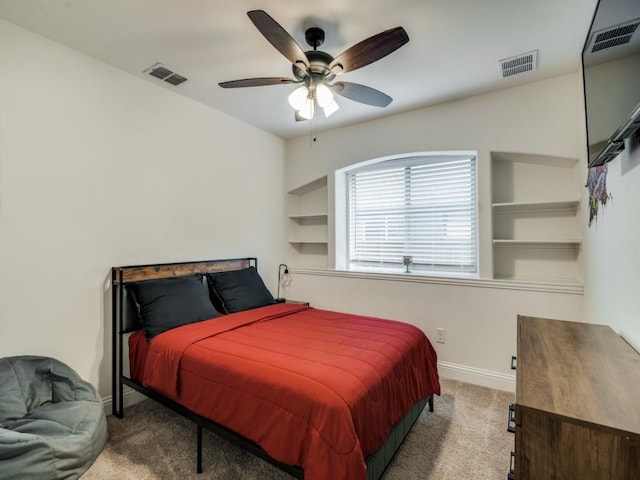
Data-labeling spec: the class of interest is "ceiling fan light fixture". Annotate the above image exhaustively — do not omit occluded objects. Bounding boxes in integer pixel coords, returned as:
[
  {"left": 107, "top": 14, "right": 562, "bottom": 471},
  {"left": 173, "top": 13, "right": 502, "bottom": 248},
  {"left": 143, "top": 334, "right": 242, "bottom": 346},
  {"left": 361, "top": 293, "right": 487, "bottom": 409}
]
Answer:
[
  {"left": 220, "top": 11, "right": 408, "bottom": 125},
  {"left": 298, "top": 97, "right": 315, "bottom": 120},
  {"left": 288, "top": 85, "right": 309, "bottom": 110},
  {"left": 315, "top": 83, "right": 334, "bottom": 108},
  {"left": 323, "top": 100, "right": 340, "bottom": 118}
]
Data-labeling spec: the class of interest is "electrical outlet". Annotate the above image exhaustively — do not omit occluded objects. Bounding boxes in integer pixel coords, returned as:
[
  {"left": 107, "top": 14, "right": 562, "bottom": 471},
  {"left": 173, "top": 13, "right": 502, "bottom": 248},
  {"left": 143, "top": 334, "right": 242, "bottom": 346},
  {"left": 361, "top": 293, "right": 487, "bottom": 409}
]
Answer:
[{"left": 436, "top": 328, "right": 445, "bottom": 344}]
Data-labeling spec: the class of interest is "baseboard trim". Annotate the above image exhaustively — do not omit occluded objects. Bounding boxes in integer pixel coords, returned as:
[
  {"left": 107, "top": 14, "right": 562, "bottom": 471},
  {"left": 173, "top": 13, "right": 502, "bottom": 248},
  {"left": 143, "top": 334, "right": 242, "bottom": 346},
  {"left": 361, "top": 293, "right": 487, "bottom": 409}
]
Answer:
[
  {"left": 438, "top": 361, "right": 515, "bottom": 392},
  {"left": 102, "top": 386, "right": 148, "bottom": 416}
]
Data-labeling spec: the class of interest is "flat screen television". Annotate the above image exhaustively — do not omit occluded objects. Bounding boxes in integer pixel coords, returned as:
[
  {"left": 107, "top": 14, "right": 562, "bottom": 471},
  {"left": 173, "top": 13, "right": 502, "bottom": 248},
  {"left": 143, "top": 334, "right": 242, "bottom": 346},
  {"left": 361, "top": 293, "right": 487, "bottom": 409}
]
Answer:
[{"left": 582, "top": 0, "right": 640, "bottom": 167}]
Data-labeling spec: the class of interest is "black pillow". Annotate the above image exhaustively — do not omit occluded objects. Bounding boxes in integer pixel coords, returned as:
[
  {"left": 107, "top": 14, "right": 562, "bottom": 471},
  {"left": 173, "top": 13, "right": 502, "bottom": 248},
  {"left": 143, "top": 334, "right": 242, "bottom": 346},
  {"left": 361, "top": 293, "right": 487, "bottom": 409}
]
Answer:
[
  {"left": 128, "top": 275, "right": 218, "bottom": 339},
  {"left": 204, "top": 271, "right": 226, "bottom": 313},
  {"left": 206, "top": 267, "right": 276, "bottom": 314}
]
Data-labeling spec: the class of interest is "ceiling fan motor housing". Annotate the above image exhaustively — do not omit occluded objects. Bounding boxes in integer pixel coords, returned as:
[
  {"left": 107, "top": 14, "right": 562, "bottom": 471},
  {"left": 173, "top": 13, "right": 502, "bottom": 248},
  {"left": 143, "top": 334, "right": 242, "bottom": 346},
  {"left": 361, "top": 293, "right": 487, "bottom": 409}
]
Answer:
[{"left": 293, "top": 50, "right": 335, "bottom": 81}]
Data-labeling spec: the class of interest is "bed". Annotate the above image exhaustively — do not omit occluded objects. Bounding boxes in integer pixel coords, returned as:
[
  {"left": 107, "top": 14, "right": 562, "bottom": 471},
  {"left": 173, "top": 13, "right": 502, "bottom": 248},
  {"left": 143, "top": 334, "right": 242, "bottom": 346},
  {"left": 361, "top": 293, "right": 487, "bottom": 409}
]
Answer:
[{"left": 111, "top": 258, "right": 440, "bottom": 480}]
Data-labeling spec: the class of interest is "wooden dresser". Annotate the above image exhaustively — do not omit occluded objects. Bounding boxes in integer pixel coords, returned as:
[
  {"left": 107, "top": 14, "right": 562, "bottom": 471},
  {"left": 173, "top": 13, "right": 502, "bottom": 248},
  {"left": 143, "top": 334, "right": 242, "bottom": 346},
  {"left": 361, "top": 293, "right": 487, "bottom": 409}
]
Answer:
[{"left": 513, "top": 315, "right": 640, "bottom": 479}]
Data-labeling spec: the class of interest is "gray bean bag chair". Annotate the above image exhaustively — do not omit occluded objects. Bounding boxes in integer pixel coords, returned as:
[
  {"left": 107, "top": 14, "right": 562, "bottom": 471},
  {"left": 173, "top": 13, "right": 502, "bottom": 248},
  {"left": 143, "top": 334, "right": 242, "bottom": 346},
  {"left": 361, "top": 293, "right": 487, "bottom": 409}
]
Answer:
[{"left": 0, "top": 356, "right": 107, "bottom": 480}]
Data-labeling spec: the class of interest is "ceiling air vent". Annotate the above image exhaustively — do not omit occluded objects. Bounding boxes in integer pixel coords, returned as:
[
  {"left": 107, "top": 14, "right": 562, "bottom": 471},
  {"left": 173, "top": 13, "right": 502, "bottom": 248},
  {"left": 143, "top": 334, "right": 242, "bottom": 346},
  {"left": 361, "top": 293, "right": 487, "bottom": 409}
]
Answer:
[
  {"left": 590, "top": 19, "right": 640, "bottom": 53},
  {"left": 144, "top": 63, "right": 188, "bottom": 86},
  {"left": 499, "top": 50, "right": 538, "bottom": 78}
]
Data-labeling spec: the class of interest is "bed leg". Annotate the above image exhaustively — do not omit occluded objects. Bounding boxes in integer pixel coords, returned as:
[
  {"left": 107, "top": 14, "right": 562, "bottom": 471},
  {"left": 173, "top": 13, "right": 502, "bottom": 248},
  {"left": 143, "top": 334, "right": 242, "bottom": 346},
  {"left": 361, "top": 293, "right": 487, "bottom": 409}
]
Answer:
[
  {"left": 196, "top": 424, "right": 203, "bottom": 474},
  {"left": 429, "top": 395, "right": 434, "bottom": 412},
  {"left": 117, "top": 380, "right": 124, "bottom": 418}
]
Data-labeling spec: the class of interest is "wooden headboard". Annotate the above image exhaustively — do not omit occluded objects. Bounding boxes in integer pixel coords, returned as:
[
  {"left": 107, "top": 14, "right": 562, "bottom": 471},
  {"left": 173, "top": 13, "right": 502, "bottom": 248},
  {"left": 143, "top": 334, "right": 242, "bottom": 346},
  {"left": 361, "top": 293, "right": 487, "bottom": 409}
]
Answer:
[{"left": 112, "top": 257, "right": 255, "bottom": 284}]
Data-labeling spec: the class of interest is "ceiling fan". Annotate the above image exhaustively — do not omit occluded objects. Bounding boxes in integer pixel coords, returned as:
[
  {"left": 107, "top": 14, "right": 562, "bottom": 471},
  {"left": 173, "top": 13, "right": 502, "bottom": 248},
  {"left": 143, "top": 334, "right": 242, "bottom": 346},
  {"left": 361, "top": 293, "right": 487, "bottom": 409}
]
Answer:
[{"left": 219, "top": 10, "right": 409, "bottom": 121}]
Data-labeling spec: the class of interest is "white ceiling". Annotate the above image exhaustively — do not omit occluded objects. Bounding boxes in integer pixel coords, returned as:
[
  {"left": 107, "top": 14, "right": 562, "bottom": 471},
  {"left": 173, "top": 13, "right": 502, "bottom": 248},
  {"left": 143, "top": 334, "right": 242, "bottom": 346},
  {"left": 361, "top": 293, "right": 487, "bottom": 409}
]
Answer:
[{"left": 0, "top": 0, "right": 598, "bottom": 139}]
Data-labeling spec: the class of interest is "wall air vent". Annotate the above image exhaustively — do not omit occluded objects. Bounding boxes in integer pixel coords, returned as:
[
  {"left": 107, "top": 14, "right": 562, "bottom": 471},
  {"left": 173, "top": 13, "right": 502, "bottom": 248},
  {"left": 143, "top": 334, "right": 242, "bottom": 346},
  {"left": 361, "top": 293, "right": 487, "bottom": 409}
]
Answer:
[
  {"left": 144, "top": 63, "right": 188, "bottom": 86},
  {"left": 499, "top": 50, "right": 537, "bottom": 78},
  {"left": 589, "top": 19, "right": 640, "bottom": 53}
]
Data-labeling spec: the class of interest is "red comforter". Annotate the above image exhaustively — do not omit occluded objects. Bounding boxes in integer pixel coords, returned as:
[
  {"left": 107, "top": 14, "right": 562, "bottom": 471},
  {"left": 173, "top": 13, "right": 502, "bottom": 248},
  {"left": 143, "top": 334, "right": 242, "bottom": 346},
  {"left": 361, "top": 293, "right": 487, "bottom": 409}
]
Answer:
[{"left": 142, "top": 303, "right": 440, "bottom": 480}]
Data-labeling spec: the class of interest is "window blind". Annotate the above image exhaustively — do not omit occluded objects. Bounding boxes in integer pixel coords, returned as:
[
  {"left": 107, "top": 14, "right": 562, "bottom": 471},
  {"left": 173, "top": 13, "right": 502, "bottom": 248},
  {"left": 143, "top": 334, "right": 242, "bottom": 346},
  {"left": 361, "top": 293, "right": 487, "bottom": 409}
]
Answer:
[{"left": 347, "top": 155, "right": 477, "bottom": 274}]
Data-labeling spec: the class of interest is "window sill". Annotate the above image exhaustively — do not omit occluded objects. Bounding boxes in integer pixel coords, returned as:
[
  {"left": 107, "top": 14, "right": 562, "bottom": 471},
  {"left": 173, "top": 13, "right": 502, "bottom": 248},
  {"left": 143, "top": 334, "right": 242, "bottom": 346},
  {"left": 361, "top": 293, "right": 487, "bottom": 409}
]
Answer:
[{"left": 288, "top": 267, "right": 584, "bottom": 295}]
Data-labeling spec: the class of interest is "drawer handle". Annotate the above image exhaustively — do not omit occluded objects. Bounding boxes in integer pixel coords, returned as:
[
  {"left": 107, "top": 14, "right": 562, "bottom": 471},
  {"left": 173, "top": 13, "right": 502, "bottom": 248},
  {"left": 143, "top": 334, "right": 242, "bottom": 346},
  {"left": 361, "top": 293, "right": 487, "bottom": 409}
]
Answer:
[
  {"left": 507, "top": 451, "right": 515, "bottom": 480},
  {"left": 507, "top": 403, "right": 516, "bottom": 433},
  {"left": 511, "top": 355, "right": 517, "bottom": 370}
]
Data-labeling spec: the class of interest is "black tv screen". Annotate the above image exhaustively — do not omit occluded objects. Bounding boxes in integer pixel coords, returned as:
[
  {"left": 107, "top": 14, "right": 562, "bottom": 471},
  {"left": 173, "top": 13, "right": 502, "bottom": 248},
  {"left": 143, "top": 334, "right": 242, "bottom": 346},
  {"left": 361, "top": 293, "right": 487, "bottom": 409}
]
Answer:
[{"left": 582, "top": 0, "right": 640, "bottom": 166}]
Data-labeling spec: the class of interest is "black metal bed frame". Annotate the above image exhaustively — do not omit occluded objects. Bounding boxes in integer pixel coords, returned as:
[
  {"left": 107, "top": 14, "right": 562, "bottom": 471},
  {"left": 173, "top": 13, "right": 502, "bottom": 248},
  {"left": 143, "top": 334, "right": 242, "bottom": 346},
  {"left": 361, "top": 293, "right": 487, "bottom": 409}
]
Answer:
[{"left": 111, "top": 257, "right": 433, "bottom": 479}]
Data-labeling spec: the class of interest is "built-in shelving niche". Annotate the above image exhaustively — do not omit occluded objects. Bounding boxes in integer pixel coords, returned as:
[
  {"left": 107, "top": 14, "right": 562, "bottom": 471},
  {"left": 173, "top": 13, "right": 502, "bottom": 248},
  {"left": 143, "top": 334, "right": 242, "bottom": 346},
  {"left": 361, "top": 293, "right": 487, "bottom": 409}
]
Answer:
[
  {"left": 491, "top": 152, "right": 582, "bottom": 285},
  {"left": 287, "top": 176, "right": 328, "bottom": 268}
]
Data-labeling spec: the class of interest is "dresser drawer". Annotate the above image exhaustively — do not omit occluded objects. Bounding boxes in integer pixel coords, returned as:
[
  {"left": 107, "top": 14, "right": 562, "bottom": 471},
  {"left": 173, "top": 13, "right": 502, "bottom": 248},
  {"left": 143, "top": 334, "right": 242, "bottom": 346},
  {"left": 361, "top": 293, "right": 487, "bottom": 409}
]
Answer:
[{"left": 516, "top": 407, "right": 640, "bottom": 479}]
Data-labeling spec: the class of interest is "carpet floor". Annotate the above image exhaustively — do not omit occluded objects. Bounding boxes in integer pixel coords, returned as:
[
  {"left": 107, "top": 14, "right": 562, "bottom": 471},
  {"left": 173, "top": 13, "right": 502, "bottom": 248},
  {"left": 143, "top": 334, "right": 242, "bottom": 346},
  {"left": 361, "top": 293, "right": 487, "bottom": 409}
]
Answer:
[{"left": 84, "top": 378, "right": 515, "bottom": 479}]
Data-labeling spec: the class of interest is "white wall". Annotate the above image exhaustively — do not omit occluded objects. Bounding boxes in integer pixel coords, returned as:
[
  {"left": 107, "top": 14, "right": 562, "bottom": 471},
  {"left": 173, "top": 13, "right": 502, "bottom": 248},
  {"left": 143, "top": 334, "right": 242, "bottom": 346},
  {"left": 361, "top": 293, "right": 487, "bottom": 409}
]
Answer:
[
  {"left": 0, "top": 20, "right": 286, "bottom": 399},
  {"left": 582, "top": 137, "right": 640, "bottom": 350},
  {"left": 580, "top": 47, "right": 640, "bottom": 351},
  {"left": 284, "top": 74, "right": 585, "bottom": 390}
]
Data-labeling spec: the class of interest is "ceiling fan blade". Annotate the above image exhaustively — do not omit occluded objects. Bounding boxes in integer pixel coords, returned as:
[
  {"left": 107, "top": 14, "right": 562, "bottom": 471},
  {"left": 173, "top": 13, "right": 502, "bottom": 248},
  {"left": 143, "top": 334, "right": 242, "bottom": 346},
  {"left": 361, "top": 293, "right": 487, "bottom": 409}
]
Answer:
[
  {"left": 247, "top": 10, "right": 310, "bottom": 69},
  {"left": 218, "top": 77, "right": 298, "bottom": 88},
  {"left": 332, "top": 82, "right": 393, "bottom": 107},
  {"left": 329, "top": 27, "right": 409, "bottom": 74}
]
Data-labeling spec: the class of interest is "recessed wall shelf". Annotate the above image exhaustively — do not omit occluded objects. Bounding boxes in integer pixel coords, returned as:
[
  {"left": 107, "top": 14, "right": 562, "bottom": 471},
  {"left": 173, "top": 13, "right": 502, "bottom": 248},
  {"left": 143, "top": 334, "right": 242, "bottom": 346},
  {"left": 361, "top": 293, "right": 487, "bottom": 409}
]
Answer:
[
  {"left": 288, "top": 214, "right": 329, "bottom": 223},
  {"left": 492, "top": 200, "right": 579, "bottom": 214},
  {"left": 491, "top": 152, "right": 582, "bottom": 285},
  {"left": 493, "top": 239, "right": 582, "bottom": 247},
  {"left": 287, "top": 176, "right": 329, "bottom": 268},
  {"left": 288, "top": 241, "right": 329, "bottom": 246}
]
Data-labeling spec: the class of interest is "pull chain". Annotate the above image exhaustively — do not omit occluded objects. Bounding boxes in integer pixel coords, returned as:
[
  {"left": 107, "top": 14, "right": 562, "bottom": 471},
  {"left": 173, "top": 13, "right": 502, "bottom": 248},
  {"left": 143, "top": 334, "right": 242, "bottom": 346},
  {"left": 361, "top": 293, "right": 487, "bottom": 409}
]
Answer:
[{"left": 309, "top": 110, "right": 316, "bottom": 148}]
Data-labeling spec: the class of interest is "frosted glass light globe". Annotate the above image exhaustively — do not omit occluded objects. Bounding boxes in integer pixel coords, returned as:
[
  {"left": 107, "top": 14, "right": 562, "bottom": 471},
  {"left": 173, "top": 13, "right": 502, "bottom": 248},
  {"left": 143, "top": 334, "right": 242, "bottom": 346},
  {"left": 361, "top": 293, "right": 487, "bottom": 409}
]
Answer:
[
  {"left": 315, "top": 83, "right": 334, "bottom": 108},
  {"left": 298, "top": 97, "right": 315, "bottom": 120},
  {"left": 323, "top": 100, "right": 339, "bottom": 117},
  {"left": 288, "top": 85, "right": 309, "bottom": 110}
]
